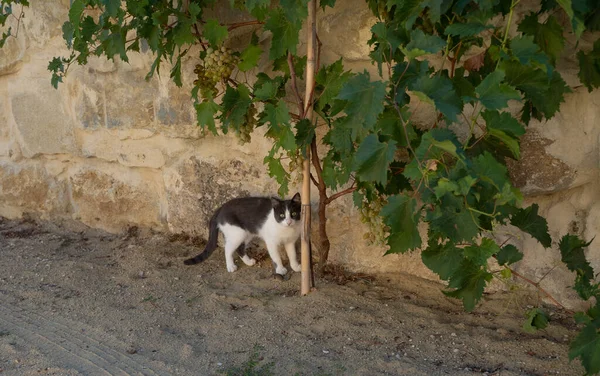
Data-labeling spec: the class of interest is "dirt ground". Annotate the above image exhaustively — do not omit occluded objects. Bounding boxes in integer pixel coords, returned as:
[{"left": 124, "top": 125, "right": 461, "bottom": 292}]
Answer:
[{"left": 0, "top": 216, "right": 585, "bottom": 376}]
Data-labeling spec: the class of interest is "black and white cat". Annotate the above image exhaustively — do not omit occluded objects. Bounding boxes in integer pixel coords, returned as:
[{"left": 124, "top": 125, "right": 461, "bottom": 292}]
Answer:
[{"left": 184, "top": 193, "right": 302, "bottom": 275}]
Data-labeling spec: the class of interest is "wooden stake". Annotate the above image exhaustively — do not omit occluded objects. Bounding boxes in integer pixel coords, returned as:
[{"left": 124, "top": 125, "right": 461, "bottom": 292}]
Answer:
[{"left": 300, "top": 0, "right": 317, "bottom": 295}]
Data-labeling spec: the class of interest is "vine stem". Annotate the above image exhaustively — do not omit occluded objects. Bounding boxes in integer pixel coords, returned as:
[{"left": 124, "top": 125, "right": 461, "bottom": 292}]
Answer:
[
  {"left": 497, "top": 0, "right": 520, "bottom": 69},
  {"left": 508, "top": 267, "right": 574, "bottom": 315},
  {"left": 227, "top": 20, "right": 264, "bottom": 31}
]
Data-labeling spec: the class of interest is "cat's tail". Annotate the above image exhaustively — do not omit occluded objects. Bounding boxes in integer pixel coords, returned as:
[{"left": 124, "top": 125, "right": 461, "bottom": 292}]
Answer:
[{"left": 183, "top": 210, "right": 220, "bottom": 265}]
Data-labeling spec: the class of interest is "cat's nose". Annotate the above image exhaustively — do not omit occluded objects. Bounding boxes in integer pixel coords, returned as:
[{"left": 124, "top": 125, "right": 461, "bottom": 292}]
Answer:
[{"left": 285, "top": 219, "right": 292, "bottom": 226}]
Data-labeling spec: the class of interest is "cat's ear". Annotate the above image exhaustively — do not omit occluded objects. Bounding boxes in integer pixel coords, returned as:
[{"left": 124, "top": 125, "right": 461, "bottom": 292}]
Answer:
[
  {"left": 271, "top": 197, "right": 280, "bottom": 207},
  {"left": 291, "top": 192, "right": 301, "bottom": 203}
]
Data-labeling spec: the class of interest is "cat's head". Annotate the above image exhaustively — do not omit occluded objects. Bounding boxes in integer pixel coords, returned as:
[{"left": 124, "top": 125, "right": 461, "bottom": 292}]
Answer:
[{"left": 271, "top": 192, "right": 301, "bottom": 227}]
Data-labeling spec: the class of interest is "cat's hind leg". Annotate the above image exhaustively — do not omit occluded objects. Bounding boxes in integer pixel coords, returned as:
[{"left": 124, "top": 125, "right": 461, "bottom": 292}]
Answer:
[
  {"left": 284, "top": 241, "right": 301, "bottom": 272},
  {"left": 221, "top": 225, "right": 246, "bottom": 272},
  {"left": 237, "top": 238, "right": 256, "bottom": 266}
]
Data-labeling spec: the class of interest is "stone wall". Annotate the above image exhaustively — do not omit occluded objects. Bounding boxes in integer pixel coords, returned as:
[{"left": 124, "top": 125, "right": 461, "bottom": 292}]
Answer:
[{"left": 1, "top": 0, "right": 599, "bottom": 308}]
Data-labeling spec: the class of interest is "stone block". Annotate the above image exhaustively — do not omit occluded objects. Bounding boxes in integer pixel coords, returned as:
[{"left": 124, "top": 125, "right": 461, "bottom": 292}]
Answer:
[
  {"left": 0, "top": 160, "right": 70, "bottom": 218},
  {"left": 508, "top": 88, "right": 600, "bottom": 196},
  {"left": 74, "top": 70, "right": 157, "bottom": 129},
  {"left": 11, "top": 83, "right": 77, "bottom": 158},
  {"left": 79, "top": 130, "right": 176, "bottom": 169},
  {"left": 69, "top": 166, "right": 165, "bottom": 232},
  {"left": 507, "top": 130, "right": 576, "bottom": 195},
  {"left": 317, "top": 1, "right": 375, "bottom": 62},
  {"left": 164, "top": 155, "right": 268, "bottom": 235}
]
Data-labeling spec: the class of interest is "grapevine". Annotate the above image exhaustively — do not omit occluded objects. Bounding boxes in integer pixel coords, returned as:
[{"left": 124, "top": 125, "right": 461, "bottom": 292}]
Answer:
[
  {"left": 357, "top": 188, "right": 388, "bottom": 246},
  {"left": 287, "top": 149, "right": 304, "bottom": 187},
  {"left": 4, "top": 0, "right": 598, "bottom": 372},
  {"left": 193, "top": 46, "right": 239, "bottom": 100},
  {"left": 237, "top": 103, "right": 257, "bottom": 145}
]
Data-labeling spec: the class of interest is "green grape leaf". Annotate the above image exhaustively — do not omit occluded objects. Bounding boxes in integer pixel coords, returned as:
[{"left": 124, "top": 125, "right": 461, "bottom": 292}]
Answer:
[
  {"left": 569, "top": 320, "right": 600, "bottom": 375},
  {"left": 556, "top": 0, "right": 586, "bottom": 38},
  {"left": 523, "top": 308, "right": 550, "bottom": 333},
  {"left": 264, "top": 8, "right": 301, "bottom": 59},
  {"left": 409, "top": 75, "right": 462, "bottom": 122},
  {"left": 295, "top": 118, "right": 315, "bottom": 150},
  {"left": 444, "top": 22, "right": 493, "bottom": 37},
  {"left": 577, "top": 39, "right": 600, "bottom": 92},
  {"left": 281, "top": 0, "right": 309, "bottom": 25},
  {"left": 264, "top": 152, "right": 289, "bottom": 197},
  {"left": 431, "top": 208, "right": 480, "bottom": 242},
  {"left": 324, "top": 118, "right": 353, "bottom": 156},
  {"left": 481, "top": 110, "right": 525, "bottom": 138},
  {"left": 262, "top": 102, "right": 295, "bottom": 151},
  {"left": 404, "top": 29, "right": 446, "bottom": 59},
  {"left": 517, "top": 13, "right": 565, "bottom": 63},
  {"left": 376, "top": 108, "right": 416, "bottom": 148},
  {"left": 434, "top": 178, "right": 460, "bottom": 199},
  {"left": 170, "top": 56, "right": 183, "bottom": 87},
  {"left": 464, "top": 238, "right": 499, "bottom": 267},
  {"left": 471, "top": 152, "right": 509, "bottom": 190},
  {"left": 315, "top": 59, "right": 353, "bottom": 111},
  {"left": 68, "top": 0, "right": 85, "bottom": 30},
  {"left": 487, "top": 128, "right": 520, "bottom": 159},
  {"left": 474, "top": 71, "right": 521, "bottom": 110},
  {"left": 502, "top": 61, "right": 570, "bottom": 120},
  {"left": 382, "top": 194, "right": 422, "bottom": 254},
  {"left": 204, "top": 19, "right": 228, "bottom": 46},
  {"left": 385, "top": 0, "right": 422, "bottom": 28},
  {"left": 253, "top": 74, "right": 285, "bottom": 101},
  {"left": 510, "top": 204, "right": 552, "bottom": 248},
  {"left": 496, "top": 244, "right": 524, "bottom": 266},
  {"left": 559, "top": 234, "right": 594, "bottom": 280},
  {"left": 195, "top": 100, "right": 220, "bottom": 135},
  {"left": 354, "top": 134, "right": 397, "bottom": 185},
  {"left": 444, "top": 260, "right": 492, "bottom": 312},
  {"left": 101, "top": 0, "right": 121, "bottom": 18},
  {"left": 320, "top": 0, "right": 336, "bottom": 10},
  {"left": 422, "top": 240, "right": 463, "bottom": 280},
  {"left": 220, "top": 84, "right": 252, "bottom": 132},
  {"left": 510, "top": 36, "right": 549, "bottom": 67},
  {"left": 337, "top": 71, "right": 387, "bottom": 138},
  {"left": 238, "top": 44, "right": 263, "bottom": 72}
]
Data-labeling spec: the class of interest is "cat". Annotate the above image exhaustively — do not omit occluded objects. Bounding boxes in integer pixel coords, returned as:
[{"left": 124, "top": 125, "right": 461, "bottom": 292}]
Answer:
[{"left": 183, "top": 193, "right": 302, "bottom": 276}]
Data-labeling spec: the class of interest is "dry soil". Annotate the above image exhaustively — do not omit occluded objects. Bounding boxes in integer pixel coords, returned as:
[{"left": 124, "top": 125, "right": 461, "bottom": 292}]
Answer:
[{"left": 0, "top": 217, "right": 585, "bottom": 375}]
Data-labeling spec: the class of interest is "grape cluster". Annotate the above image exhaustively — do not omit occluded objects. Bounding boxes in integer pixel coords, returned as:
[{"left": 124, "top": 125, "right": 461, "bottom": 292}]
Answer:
[
  {"left": 358, "top": 192, "right": 388, "bottom": 246},
  {"left": 287, "top": 150, "right": 305, "bottom": 186},
  {"left": 237, "top": 103, "right": 257, "bottom": 145},
  {"left": 193, "top": 46, "right": 239, "bottom": 99}
]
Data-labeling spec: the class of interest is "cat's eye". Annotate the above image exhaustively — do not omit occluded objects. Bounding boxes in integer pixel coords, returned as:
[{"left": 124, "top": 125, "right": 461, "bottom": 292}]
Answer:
[
  {"left": 279, "top": 213, "right": 285, "bottom": 218},
  {"left": 291, "top": 212, "right": 297, "bottom": 216}
]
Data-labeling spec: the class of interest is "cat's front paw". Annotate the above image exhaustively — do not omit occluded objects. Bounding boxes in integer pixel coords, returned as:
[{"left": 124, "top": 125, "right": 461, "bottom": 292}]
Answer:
[
  {"left": 275, "top": 266, "right": 288, "bottom": 276},
  {"left": 227, "top": 264, "right": 238, "bottom": 273},
  {"left": 291, "top": 263, "right": 301, "bottom": 272}
]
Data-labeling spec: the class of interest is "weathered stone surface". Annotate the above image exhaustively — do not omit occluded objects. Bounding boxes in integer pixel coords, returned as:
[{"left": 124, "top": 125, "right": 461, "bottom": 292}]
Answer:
[
  {"left": 69, "top": 165, "right": 165, "bottom": 232},
  {"left": 508, "top": 88, "right": 600, "bottom": 196},
  {"left": 0, "top": 160, "right": 70, "bottom": 218},
  {"left": 164, "top": 153, "right": 269, "bottom": 235},
  {"left": 318, "top": 2, "right": 375, "bottom": 62},
  {"left": 22, "top": 0, "right": 69, "bottom": 47},
  {"left": 507, "top": 131, "right": 576, "bottom": 195},
  {"left": 0, "top": 32, "right": 26, "bottom": 76},
  {"left": 79, "top": 130, "right": 187, "bottom": 169},
  {"left": 11, "top": 83, "right": 77, "bottom": 157},
  {"left": 75, "top": 70, "right": 157, "bottom": 129}
]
